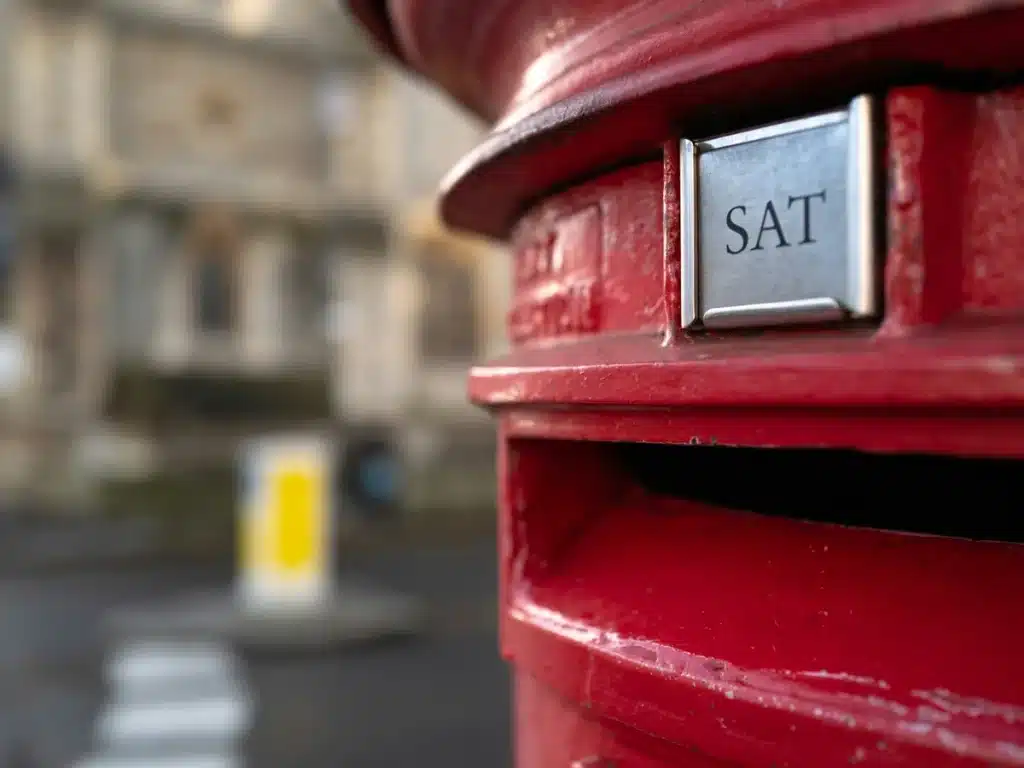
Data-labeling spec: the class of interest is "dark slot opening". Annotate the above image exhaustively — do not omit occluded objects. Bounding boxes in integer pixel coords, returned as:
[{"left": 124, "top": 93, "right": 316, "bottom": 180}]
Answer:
[{"left": 616, "top": 443, "right": 1024, "bottom": 543}]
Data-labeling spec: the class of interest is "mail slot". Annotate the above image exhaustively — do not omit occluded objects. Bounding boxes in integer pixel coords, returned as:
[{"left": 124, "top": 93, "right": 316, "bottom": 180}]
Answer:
[{"left": 346, "top": 1, "right": 1024, "bottom": 765}]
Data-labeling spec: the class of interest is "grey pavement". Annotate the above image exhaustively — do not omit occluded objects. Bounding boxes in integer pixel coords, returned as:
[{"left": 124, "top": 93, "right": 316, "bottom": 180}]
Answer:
[
  {"left": 0, "top": 538, "right": 509, "bottom": 768},
  {"left": 0, "top": 515, "right": 165, "bottom": 576},
  {"left": 248, "top": 627, "right": 508, "bottom": 767}
]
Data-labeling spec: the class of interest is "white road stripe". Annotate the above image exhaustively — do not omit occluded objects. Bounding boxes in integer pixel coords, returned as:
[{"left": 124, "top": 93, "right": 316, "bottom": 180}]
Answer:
[
  {"left": 108, "top": 644, "right": 237, "bottom": 685},
  {"left": 99, "top": 697, "right": 251, "bottom": 741},
  {"left": 77, "top": 755, "right": 239, "bottom": 768}
]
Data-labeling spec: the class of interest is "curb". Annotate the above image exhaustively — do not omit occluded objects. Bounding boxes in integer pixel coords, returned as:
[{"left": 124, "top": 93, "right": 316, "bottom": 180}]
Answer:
[
  {"left": 0, "top": 511, "right": 497, "bottom": 577},
  {"left": 103, "top": 585, "right": 431, "bottom": 654}
]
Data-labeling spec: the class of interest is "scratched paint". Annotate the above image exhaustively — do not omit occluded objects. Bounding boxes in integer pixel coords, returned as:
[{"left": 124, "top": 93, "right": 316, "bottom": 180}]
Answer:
[
  {"left": 513, "top": 597, "right": 1024, "bottom": 763},
  {"left": 502, "top": 474, "right": 1024, "bottom": 766}
]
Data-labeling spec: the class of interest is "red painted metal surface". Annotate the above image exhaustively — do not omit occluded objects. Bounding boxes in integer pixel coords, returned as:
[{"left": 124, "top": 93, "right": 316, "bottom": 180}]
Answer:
[
  {"left": 500, "top": 435, "right": 1024, "bottom": 766},
  {"left": 345, "top": 1, "right": 1024, "bottom": 766},
  {"left": 352, "top": 0, "right": 1024, "bottom": 123},
  {"left": 467, "top": 87, "right": 1024, "bottom": 462},
  {"left": 350, "top": 0, "right": 1024, "bottom": 237}
]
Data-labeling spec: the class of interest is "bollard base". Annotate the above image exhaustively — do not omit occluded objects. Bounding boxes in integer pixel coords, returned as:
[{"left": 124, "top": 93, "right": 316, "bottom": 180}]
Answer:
[{"left": 104, "top": 582, "right": 429, "bottom": 653}]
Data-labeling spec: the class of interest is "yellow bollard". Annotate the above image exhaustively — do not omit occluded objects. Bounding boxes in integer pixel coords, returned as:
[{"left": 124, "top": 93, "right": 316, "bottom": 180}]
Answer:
[{"left": 239, "top": 435, "right": 334, "bottom": 612}]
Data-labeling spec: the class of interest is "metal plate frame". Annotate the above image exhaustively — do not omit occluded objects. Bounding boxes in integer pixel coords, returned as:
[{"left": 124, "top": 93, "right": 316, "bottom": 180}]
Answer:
[{"left": 681, "top": 95, "right": 878, "bottom": 330}]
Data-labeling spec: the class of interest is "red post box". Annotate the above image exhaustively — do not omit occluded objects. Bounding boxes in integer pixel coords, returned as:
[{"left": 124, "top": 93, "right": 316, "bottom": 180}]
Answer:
[{"left": 347, "top": 1, "right": 1024, "bottom": 765}]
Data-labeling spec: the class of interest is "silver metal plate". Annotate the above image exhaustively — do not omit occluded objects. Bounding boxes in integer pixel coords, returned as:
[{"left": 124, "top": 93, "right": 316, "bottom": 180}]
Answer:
[{"left": 681, "top": 95, "right": 878, "bottom": 329}]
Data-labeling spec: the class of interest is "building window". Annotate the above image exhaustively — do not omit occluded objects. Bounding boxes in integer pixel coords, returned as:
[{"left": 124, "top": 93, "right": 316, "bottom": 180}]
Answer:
[
  {"left": 196, "top": 250, "right": 235, "bottom": 334},
  {"left": 420, "top": 250, "right": 477, "bottom": 362},
  {"left": 38, "top": 232, "right": 79, "bottom": 397},
  {"left": 0, "top": 204, "right": 14, "bottom": 328},
  {"left": 0, "top": 251, "right": 12, "bottom": 328},
  {"left": 189, "top": 209, "right": 240, "bottom": 336},
  {"left": 289, "top": 244, "right": 328, "bottom": 338}
]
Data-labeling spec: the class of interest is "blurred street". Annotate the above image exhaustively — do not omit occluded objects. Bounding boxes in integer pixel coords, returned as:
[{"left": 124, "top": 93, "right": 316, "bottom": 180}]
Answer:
[
  {"left": 0, "top": 537, "right": 508, "bottom": 768},
  {"left": 0, "top": 1, "right": 511, "bottom": 764}
]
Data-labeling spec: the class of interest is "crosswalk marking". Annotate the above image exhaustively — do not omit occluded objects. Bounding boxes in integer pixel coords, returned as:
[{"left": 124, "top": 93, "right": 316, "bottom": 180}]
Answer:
[
  {"left": 75, "top": 639, "right": 252, "bottom": 768},
  {"left": 77, "top": 756, "right": 240, "bottom": 768}
]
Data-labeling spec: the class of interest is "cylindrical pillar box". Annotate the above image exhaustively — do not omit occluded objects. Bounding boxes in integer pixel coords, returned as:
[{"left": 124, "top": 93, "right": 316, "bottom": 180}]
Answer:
[{"left": 346, "top": 2, "right": 1024, "bottom": 766}]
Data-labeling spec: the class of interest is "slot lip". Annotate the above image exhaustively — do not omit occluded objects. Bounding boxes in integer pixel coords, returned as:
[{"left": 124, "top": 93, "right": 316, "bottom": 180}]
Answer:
[
  {"left": 501, "top": 406, "right": 1024, "bottom": 460},
  {"left": 502, "top": 500, "right": 1024, "bottom": 767}
]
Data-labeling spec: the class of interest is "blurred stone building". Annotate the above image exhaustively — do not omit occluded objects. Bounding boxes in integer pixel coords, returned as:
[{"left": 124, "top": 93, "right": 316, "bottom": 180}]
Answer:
[
  {"left": 0, "top": 0, "right": 506, "bottom": 520},
  {"left": 0, "top": 0, "right": 382, "bottom": 510},
  {"left": 334, "top": 74, "right": 507, "bottom": 522}
]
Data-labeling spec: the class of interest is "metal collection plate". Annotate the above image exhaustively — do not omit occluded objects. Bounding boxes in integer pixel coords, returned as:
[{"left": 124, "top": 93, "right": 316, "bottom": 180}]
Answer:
[{"left": 681, "top": 95, "right": 878, "bottom": 329}]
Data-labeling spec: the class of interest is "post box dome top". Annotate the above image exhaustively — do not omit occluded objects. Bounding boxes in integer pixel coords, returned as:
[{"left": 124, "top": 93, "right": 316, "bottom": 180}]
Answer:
[{"left": 345, "top": 0, "right": 1024, "bottom": 239}]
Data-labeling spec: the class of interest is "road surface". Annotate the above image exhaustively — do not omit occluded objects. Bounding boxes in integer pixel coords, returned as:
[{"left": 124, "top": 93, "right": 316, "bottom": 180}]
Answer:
[{"left": 0, "top": 539, "right": 509, "bottom": 768}]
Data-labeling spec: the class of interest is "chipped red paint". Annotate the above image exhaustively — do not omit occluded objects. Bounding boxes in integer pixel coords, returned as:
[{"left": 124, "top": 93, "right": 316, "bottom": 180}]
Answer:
[
  {"left": 508, "top": 162, "right": 663, "bottom": 344},
  {"left": 961, "top": 90, "right": 1024, "bottom": 314},
  {"left": 509, "top": 204, "right": 603, "bottom": 345},
  {"left": 345, "top": 1, "right": 1024, "bottom": 766},
  {"left": 878, "top": 88, "right": 1024, "bottom": 333},
  {"left": 661, "top": 138, "right": 683, "bottom": 344}
]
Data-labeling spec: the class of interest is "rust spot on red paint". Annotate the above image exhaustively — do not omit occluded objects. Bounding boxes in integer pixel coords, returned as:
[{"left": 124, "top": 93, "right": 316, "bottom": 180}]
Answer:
[
  {"left": 962, "top": 90, "right": 1024, "bottom": 313},
  {"left": 662, "top": 138, "right": 682, "bottom": 345}
]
